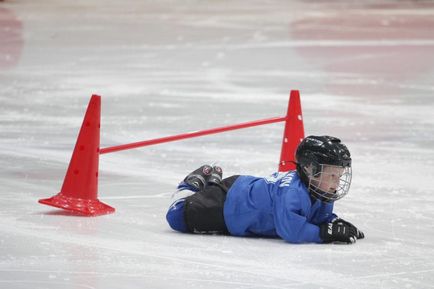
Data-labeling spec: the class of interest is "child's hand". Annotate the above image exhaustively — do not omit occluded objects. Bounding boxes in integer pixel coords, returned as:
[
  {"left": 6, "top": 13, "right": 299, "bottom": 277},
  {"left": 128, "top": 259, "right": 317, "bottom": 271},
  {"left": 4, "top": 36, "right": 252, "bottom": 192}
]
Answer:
[
  {"left": 332, "top": 218, "right": 365, "bottom": 239},
  {"left": 319, "top": 220, "right": 358, "bottom": 244}
]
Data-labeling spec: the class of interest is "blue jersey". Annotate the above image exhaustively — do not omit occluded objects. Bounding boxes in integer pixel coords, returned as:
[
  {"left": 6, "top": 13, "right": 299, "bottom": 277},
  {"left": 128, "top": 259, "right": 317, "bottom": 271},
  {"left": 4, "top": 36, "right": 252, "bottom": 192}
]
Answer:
[{"left": 223, "top": 171, "right": 337, "bottom": 243}]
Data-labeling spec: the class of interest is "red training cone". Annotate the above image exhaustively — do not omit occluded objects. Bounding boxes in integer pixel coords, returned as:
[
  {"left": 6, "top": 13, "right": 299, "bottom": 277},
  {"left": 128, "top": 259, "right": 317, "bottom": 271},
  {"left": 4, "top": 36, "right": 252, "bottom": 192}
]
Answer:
[
  {"left": 39, "top": 95, "right": 115, "bottom": 216},
  {"left": 278, "top": 90, "right": 305, "bottom": 172}
]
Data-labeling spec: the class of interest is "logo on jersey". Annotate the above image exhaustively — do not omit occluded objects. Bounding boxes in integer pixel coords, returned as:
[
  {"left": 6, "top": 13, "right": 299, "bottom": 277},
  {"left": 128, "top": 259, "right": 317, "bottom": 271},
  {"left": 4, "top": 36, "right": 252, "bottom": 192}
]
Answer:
[{"left": 263, "top": 171, "right": 295, "bottom": 187}]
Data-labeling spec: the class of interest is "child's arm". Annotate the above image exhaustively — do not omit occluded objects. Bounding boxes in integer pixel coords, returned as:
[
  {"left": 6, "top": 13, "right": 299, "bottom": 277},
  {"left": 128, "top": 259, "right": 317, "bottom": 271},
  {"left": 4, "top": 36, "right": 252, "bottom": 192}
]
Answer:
[{"left": 273, "top": 190, "right": 323, "bottom": 243}]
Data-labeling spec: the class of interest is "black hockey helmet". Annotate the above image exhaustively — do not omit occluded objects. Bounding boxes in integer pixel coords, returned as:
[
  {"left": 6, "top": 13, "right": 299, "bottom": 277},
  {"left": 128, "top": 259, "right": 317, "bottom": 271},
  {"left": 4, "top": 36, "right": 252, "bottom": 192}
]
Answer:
[{"left": 296, "top": 135, "right": 352, "bottom": 202}]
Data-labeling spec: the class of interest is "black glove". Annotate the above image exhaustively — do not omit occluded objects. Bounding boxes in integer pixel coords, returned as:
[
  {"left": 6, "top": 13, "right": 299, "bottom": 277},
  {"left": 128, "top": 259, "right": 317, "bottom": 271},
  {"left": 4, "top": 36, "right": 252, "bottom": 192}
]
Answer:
[
  {"left": 320, "top": 220, "right": 358, "bottom": 244},
  {"left": 332, "top": 218, "right": 365, "bottom": 239}
]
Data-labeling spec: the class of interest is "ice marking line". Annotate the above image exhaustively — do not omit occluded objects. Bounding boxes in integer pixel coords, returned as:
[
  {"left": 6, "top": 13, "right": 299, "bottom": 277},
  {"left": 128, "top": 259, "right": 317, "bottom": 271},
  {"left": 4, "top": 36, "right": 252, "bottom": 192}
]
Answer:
[
  {"left": 223, "top": 39, "right": 434, "bottom": 49},
  {"left": 0, "top": 280, "right": 96, "bottom": 289},
  {"left": 132, "top": 39, "right": 434, "bottom": 51}
]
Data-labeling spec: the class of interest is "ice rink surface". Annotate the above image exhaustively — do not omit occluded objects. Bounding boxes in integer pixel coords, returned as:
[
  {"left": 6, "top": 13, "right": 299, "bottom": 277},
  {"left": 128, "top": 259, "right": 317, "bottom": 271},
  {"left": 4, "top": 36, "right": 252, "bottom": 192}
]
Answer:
[{"left": 1, "top": 0, "right": 434, "bottom": 288}]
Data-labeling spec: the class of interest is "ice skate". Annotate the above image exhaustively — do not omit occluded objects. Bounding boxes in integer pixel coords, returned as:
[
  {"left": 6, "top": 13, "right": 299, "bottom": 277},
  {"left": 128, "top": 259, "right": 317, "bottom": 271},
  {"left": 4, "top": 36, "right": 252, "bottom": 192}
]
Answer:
[
  {"left": 208, "top": 165, "right": 223, "bottom": 185},
  {"left": 177, "top": 164, "right": 213, "bottom": 192}
]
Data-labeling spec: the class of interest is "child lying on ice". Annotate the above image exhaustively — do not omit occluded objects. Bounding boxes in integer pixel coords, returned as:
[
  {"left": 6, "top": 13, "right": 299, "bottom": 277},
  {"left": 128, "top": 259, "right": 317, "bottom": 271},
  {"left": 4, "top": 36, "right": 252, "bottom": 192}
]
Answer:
[{"left": 166, "top": 135, "right": 364, "bottom": 244}]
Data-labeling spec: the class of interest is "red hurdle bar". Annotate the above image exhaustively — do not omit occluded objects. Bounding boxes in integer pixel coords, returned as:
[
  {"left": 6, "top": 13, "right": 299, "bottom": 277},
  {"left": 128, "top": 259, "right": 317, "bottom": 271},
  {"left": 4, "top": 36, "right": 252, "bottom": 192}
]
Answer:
[{"left": 100, "top": 116, "right": 287, "bottom": 154}]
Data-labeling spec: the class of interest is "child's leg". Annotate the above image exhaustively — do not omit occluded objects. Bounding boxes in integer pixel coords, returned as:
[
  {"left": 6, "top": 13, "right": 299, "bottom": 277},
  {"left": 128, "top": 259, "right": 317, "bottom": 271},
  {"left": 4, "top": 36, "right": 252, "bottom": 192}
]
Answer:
[
  {"left": 166, "top": 165, "right": 210, "bottom": 233},
  {"left": 166, "top": 165, "right": 227, "bottom": 234},
  {"left": 166, "top": 175, "right": 239, "bottom": 234},
  {"left": 166, "top": 198, "right": 188, "bottom": 233},
  {"left": 167, "top": 165, "right": 211, "bottom": 233},
  {"left": 183, "top": 175, "right": 239, "bottom": 234}
]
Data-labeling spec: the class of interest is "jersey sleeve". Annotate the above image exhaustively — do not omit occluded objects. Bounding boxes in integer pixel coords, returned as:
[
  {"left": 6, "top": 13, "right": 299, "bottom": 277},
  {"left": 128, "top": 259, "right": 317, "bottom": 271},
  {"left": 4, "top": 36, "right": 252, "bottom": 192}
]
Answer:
[
  {"left": 327, "top": 213, "right": 338, "bottom": 223},
  {"left": 319, "top": 202, "right": 338, "bottom": 223},
  {"left": 273, "top": 189, "right": 323, "bottom": 244}
]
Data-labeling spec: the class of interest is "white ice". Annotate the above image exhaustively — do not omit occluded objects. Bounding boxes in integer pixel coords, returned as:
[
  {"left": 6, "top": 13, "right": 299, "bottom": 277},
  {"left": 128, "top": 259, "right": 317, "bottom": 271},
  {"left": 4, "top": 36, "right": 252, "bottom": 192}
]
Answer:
[{"left": 1, "top": 0, "right": 434, "bottom": 288}]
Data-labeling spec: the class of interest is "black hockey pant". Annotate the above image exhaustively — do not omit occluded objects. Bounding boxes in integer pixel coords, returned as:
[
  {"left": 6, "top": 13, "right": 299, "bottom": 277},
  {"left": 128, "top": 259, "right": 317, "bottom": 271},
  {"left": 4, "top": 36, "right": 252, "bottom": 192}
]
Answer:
[{"left": 184, "top": 175, "right": 239, "bottom": 234}]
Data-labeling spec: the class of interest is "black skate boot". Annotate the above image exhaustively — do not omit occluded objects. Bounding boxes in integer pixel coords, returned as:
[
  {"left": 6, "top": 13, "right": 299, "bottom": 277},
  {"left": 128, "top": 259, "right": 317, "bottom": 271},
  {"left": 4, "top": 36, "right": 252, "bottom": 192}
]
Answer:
[
  {"left": 208, "top": 165, "right": 223, "bottom": 185},
  {"left": 177, "top": 165, "right": 213, "bottom": 192}
]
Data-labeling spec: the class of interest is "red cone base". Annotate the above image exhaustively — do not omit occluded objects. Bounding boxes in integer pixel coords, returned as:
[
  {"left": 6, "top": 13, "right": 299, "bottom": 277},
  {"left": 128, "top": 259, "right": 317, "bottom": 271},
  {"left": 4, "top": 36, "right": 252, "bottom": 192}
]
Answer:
[{"left": 39, "top": 193, "right": 114, "bottom": 216}]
